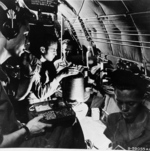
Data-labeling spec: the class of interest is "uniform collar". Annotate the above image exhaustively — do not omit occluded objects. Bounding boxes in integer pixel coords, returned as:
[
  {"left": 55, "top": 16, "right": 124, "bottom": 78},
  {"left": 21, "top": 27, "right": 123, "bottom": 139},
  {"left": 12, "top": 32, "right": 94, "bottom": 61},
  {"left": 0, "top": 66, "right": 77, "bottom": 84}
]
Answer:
[{"left": 117, "top": 107, "right": 148, "bottom": 141}]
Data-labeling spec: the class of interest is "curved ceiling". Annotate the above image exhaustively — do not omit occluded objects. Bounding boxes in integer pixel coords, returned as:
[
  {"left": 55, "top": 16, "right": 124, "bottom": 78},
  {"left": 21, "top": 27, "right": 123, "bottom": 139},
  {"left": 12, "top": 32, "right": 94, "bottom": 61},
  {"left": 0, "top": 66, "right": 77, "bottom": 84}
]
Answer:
[
  {"left": 2, "top": 0, "right": 150, "bottom": 75},
  {"left": 58, "top": 0, "right": 150, "bottom": 75}
]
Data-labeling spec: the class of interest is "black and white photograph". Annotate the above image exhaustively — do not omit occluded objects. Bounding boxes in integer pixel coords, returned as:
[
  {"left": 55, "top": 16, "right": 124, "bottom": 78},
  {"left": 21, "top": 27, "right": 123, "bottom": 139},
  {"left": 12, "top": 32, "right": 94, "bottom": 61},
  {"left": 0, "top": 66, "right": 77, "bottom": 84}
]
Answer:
[{"left": 0, "top": 0, "right": 150, "bottom": 150}]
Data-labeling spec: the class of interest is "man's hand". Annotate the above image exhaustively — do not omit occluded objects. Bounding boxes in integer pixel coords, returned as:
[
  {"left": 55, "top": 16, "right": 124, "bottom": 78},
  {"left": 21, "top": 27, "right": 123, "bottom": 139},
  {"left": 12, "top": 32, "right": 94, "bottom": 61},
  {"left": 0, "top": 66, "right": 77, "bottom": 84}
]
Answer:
[
  {"left": 26, "top": 115, "right": 52, "bottom": 135},
  {"left": 57, "top": 67, "right": 79, "bottom": 80}
]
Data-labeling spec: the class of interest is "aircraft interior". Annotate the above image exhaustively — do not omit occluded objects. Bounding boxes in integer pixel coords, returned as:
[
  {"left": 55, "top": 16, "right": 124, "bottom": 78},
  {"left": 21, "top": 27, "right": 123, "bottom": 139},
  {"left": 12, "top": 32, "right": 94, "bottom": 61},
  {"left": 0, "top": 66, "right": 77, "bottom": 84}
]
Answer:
[{"left": 0, "top": 0, "right": 150, "bottom": 149}]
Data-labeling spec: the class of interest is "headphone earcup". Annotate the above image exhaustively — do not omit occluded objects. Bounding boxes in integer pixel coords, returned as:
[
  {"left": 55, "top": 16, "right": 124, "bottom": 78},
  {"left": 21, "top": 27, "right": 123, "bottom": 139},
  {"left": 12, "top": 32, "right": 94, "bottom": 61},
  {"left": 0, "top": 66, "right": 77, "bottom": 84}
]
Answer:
[{"left": 1, "top": 19, "right": 19, "bottom": 40}]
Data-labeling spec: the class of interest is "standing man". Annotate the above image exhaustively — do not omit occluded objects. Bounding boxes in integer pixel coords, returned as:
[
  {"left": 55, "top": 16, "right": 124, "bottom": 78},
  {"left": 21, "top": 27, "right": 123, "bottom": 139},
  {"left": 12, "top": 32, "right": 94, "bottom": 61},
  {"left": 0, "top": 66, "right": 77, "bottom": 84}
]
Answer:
[
  {"left": 0, "top": 0, "right": 52, "bottom": 147},
  {"left": 0, "top": 0, "right": 86, "bottom": 148}
]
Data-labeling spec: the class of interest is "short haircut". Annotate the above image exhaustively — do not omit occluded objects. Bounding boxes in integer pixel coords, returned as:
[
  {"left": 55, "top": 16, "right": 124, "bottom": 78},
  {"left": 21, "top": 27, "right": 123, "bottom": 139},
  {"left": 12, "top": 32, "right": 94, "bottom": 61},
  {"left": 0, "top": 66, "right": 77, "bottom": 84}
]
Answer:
[
  {"left": 62, "top": 39, "right": 73, "bottom": 46},
  {"left": 62, "top": 39, "right": 77, "bottom": 55},
  {"left": 110, "top": 69, "right": 148, "bottom": 98},
  {"left": 41, "top": 35, "right": 58, "bottom": 51}
]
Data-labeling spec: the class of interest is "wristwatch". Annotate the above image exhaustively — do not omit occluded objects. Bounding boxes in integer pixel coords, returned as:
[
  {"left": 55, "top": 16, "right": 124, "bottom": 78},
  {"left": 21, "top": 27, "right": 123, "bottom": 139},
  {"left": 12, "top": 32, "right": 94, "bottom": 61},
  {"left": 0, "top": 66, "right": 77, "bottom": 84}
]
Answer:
[{"left": 21, "top": 124, "right": 30, "bottom": 140}]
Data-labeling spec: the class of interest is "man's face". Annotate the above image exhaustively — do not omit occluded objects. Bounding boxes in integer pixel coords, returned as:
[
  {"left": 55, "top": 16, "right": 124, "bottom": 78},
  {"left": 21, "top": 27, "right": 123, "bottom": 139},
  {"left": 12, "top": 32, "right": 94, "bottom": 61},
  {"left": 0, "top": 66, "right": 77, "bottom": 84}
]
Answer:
[
  {"left": 115, "top": 89, "right": 142, "bottom": 122},
  {"left": 6, "top": 22, "right": 29, "bottom": 57},
  {"left": 44, "top": 42, "right": 57, "bottom": 62},
  {"left": 62, "top": 43, "right": 73, "bottom": 58}
]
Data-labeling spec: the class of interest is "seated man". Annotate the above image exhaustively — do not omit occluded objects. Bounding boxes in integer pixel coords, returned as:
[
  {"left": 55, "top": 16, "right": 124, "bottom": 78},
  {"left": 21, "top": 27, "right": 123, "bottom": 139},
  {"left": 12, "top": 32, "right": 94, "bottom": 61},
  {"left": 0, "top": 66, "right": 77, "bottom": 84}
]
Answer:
[
  {"left": 54, "top": 39, "right": 88, "bottom": 120},
  {"left": 25, "top": 35, "right": 62, "bottom": 104},
  {"left": 54, "top": 39, "right": 82, "bottom": 72},
  {"left": 23, "top": 36, "right": 80, "bottom": 121},
  {"left": 104, "top": 69, "right": 150, "bottom": 150},
  {"left": 54, "top": 40, "right": 105, "bottom": 119}
]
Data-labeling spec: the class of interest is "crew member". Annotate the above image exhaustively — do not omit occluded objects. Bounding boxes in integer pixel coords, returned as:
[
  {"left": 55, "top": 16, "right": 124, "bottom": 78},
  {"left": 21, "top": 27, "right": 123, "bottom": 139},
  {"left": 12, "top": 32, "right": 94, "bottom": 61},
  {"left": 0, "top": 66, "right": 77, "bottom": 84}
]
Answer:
[{"left": 104, "top": 69, "right": 150, "bottom": 150}]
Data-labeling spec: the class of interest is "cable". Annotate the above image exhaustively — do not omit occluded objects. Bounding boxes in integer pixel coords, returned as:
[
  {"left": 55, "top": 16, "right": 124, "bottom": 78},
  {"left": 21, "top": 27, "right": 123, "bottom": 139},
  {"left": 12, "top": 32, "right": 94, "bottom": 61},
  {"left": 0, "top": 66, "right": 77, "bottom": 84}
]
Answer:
[
  {"left": 73, "top": 23, "right": 136, "bottom": 28},
  {"left": 75, "top": 28, "right": 138, "bottom": 32},
  {"left": 66, "top": 11, "right": 150, "bottom": 19},
  {"left": 76, "top": 31, "right": 150, "bottom": 37},
  {"left": 130, "top": 11, "right": 150, "bottom": 16},
  {"left": 75, "top": 23, "right": 136, "bottom": 26},
  {"left": 77, "top": 35, "right": 150, "bottom": 45},
  {"left": 77, "top": 0, "right": 85, "bottom": 17},
  {"left": 72, "top": 0, "right": 85, "bottom": 24},
  {"left": 78, "top": 37, "right": 150, "bottom": 49},
  {"left": 79, "top": 40, "right": 143, "bottom": 65},
  {"left": 74, "top": 26, "right": 136, "bottom": 30}
]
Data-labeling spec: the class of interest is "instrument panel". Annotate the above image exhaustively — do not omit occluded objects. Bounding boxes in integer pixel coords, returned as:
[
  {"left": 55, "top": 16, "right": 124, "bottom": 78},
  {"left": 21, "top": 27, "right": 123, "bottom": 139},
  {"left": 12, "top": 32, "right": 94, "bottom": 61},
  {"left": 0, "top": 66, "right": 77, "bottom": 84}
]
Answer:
[{"left": 24, "top": 0, "right": 58, "bottom": 13}]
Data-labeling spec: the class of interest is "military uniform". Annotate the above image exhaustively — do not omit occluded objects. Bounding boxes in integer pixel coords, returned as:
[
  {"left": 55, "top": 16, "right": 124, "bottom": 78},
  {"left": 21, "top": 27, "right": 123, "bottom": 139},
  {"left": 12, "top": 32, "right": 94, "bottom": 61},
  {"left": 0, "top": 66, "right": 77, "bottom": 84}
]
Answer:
[{"left": 104, "top": 106, "right": 150, "bottom": 150}]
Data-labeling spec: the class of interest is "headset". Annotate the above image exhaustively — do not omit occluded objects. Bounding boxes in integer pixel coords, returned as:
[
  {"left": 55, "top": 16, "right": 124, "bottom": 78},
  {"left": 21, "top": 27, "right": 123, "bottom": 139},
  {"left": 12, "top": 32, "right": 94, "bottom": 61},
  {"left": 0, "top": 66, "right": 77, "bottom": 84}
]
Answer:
[{"left": 0, "top": 1, "right": 20, "bottom": 40}]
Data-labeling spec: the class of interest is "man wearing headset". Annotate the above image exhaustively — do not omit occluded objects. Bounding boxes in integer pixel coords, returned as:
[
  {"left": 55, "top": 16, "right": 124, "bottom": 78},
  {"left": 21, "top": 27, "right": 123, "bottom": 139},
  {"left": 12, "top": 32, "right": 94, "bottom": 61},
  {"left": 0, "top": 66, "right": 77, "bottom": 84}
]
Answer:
[
  {"left": 0, "top": 1, "right": 54, "bottom": 147},
  {"left": 0, "top": 0, "right": 86, "bottom": 148}
]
